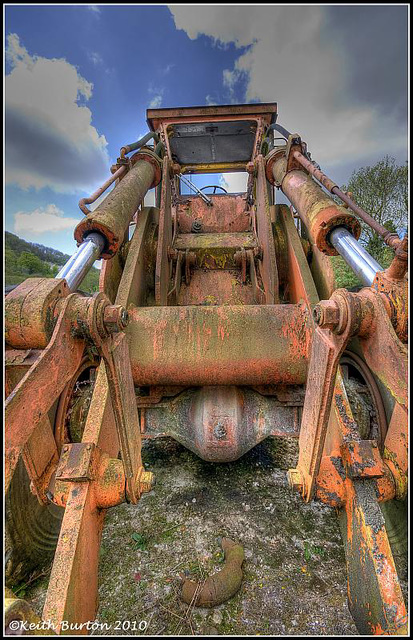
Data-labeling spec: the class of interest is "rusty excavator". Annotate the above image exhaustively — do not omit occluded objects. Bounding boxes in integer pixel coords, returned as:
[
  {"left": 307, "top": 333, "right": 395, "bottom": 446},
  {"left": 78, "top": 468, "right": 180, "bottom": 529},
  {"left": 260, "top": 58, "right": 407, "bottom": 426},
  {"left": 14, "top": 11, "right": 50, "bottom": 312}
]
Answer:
[{"left": 5, "top": 103, "right": 408, "bottom": 635}]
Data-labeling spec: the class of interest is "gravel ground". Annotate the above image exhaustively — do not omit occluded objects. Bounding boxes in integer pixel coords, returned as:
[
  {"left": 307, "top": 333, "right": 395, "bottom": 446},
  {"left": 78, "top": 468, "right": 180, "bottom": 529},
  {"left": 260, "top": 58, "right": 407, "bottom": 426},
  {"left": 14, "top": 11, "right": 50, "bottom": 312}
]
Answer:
[{"left": 25, "top": 436, "right": 362, "bottom": 636}]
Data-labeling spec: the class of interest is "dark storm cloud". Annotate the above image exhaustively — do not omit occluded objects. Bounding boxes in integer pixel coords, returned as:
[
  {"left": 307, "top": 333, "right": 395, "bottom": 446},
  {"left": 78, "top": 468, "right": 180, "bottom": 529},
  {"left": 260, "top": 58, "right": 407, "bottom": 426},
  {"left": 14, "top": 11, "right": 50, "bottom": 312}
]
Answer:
[
  {"left": 6, "top": 106, "right": 109, "bottom": 191},
  {"left": 323, "top": 6, "right": 408, "bottom": 123},
  {"left": 170, "top": 5, "right": 407, "bottom": 173}
]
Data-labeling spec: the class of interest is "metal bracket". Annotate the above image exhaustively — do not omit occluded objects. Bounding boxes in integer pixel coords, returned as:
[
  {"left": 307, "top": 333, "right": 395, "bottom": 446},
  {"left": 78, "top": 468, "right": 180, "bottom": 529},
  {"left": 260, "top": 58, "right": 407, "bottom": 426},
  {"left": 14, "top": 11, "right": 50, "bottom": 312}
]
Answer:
[
  {"left": 55, "top": 443, "right": 97, "bottom": 483},
  {"left": 247, "top": 249, "right": 265, "bottom": 304},
  {"left": 340, "top": 439, "right": 386, "bottom": 479},
  {"left": 285, "top": 134, "right": 307, "bottom": 173}
]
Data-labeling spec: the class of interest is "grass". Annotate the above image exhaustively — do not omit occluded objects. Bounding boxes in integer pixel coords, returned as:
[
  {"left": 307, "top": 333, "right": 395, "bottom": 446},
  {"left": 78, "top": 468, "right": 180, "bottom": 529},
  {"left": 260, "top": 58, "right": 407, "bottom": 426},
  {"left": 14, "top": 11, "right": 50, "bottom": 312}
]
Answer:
[
  {"left": 330, "top": 256, "right": 362, "bottom": 289},
  {"left": 5, "top": 267, "right": 100, "bottom": 295}
]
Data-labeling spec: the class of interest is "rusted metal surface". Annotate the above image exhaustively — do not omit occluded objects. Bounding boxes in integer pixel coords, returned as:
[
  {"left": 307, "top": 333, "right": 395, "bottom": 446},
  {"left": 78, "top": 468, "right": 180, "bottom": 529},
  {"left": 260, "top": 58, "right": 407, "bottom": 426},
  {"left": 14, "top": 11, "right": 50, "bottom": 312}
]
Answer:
[
  {"left": 382, "top": 402, "right": 408, "bottom": 500},
  {"left": 43, "top": 479, "right": 105, "bottom": 633},
  {"left": 373, "top": 270, "right": 408, "bottom": 344},
  {"left": 340, "top": 350, "right": 388, "bottom": 447},
  {"left": 269, "top": 153, "right": 361, "bottom": 255},
  {"left": 41, "top": 351, "right": 153, "bottom": 633},
  {"left": 333, "top": 374, "right": 386, "bottom": 480},
  {"left": 181, "top": 538, "right": 244, "bottom": 607},
  {"left": 173, "top": 232, "right": 257, "bottom": 269},
  {"left": 307, "top": 364, "right": 406, "bottom": 634},
  {"left": 126, "top": 303, "right": 311, "bottom": 387},
  {"left": 276, "top": 204, "right": 319, "bottom": 306},
  {"left": 81, "top": 298, "right": 143, "bottom": 504},
  {"left": 55, "top": 443, "right": 97, "bottom": 483},
  {"left": 78, "top": 165, "right": 126, "bottom": 215},
  {"left": 286, "top": 149, "right": 403, "bottom": 252},
  {"left": 291, "top": 149, "right": 338, "bottom": 192},
  {"left": 5, "top": 278, "right": 69, "bottom": 349},
  {"left": 41, "top": 328, "right": 151, "bottom": 630},
  {"left": 155, "top": 156, "right": 173, "bottom": 305},
  {"left": 5, "top": 349, "right": 42, "bottom": 396},
  {"left": 98, "top": 334, "right": 143, "bottom": 504},
  {"left": 115, "top": 207, "right": 158, "bottom": 309},
  {"left": 155, "top": 108, "right": 269, "bottom": 175},
  {"left": 290, "top": 287, "right": 378, "bottom": 501},
  {"left": 384, "top": 234, "right": 408, "bottom": 279},
  {"left": 181, "top": 162, "right": 248, "bottom": 174},
  {"left": 5, "top": 295, "right": 85, "bottom": 492},
  {"left": 339, "top": 479, "right": 407, "bottom": 635},
  {"left": 52, "top": 445, "right": 126, "bottom": 510},
  {"left": 176, "top": 269, "right": 256, "bottom": 306},
  {"left": 254, "top": 155, "right": 279, "bottom": 303},
  {"left": 309, "top": 244, "right": 339, "bottom": 300},
  {"left": 358, "top": 289, "right": 408, "bottom": 409},
  {"left": 293, "top": 282, "right": 407, "bottom": 500},
  {"left": 142, "top": 386, "right": 301, "bottom": 462},
  {"left": 74, "top": 152, "right": 159, "bottom": 258},
  {"left": 23, "top": 414, "right": 58, "bottom": 505},
  {"left": 289, "top": 325, "right": 353, "bottom": 500},
  {"left": 177, "top": 194, "right": 249, "bottom": 233},
  {"left": 99, "top": 242, "right": 126, "bottom": 304},
  {"left": 147, "top": 102, "right": 277, "bottom": 132}
]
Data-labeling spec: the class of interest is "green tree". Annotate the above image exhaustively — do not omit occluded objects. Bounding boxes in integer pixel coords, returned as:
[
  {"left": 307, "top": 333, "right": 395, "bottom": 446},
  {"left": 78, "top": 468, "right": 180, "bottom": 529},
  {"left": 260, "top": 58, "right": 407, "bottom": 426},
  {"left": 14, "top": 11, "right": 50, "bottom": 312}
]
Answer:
[
  {"left": 340, "top": 156, "right": 408, "bottom": 266},
  {"left": 5, "top": 247, "right": 18, "bottom": 272},
  {"left": 17, "top": 251, "right": 51, "bottom": 275}
]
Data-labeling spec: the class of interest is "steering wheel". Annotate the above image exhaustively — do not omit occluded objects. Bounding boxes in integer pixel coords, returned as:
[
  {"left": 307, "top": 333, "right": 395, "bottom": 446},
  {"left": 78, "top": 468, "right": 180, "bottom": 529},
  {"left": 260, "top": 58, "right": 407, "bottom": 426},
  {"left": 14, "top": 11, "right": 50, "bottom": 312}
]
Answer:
[{"left": 200, "top": 185, "right": 228, "bottom": 194}]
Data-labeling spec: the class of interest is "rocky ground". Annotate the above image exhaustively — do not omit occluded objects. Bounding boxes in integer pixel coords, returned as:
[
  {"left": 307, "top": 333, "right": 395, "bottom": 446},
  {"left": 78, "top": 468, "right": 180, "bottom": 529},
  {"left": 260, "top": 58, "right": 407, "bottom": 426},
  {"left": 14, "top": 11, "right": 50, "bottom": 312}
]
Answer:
[{"left": 25, "top": 436, "right": 367, "bottom": 635}]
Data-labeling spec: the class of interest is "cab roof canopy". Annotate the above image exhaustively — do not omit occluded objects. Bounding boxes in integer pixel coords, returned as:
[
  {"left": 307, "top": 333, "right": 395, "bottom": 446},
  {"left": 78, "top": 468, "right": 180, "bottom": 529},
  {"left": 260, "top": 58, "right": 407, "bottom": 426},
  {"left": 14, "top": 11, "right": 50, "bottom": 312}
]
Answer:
[{"left": 147, "top": 103, "right": 277, "bottom": 170}]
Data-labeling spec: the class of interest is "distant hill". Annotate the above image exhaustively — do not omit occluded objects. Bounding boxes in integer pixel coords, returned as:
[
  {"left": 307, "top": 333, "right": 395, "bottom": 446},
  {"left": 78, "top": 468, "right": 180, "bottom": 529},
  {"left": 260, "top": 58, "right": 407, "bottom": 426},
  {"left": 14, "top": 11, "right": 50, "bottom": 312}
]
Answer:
[
  {"left": 5, "top": 231, "right": 72, "bottom": 266},
  {"left": 5, "top": 231, "right": 100, "bottom": 294}
]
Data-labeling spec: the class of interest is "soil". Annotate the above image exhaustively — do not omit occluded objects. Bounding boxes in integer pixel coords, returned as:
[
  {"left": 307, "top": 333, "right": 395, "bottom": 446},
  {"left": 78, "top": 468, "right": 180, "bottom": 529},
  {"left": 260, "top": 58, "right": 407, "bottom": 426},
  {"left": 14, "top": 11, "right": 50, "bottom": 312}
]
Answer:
[{"left": 25, "top": 436, "right": 360, "bottom": 635}]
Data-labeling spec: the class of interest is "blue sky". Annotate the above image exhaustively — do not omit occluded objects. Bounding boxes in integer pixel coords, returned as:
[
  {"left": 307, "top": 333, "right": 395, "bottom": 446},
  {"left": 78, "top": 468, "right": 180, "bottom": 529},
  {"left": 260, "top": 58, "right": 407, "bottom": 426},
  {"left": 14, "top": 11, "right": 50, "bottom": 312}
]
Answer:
[{"left": 5, "top": 4, "right": 408, "bottom": 256}]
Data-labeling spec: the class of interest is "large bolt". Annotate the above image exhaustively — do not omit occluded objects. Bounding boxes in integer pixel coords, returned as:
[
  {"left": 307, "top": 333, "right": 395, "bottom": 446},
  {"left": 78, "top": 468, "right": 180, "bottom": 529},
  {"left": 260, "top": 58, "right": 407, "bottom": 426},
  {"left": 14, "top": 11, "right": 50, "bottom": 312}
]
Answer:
[
  {"left": 191, "top": 219, "right": 203, "bottom": 233},
  {"left": 313, "top": 300, "right": 340, "bottom": 331},
  {"left": 287, "top": 468, "right": 304, "bottom": 494},
  {"left": 103, "top": 305, "right": 129, "bottom": 333}
]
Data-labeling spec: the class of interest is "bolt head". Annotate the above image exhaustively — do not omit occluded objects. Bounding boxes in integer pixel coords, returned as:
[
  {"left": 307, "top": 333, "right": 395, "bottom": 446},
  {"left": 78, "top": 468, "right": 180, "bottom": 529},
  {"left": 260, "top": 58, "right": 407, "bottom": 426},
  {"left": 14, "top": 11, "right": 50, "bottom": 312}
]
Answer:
[
  {"left": 314, "top": 300, "right": 340, "bottom": 331},
  {"left": 103, "top": 305, "right": 129, "bottom": 333}
]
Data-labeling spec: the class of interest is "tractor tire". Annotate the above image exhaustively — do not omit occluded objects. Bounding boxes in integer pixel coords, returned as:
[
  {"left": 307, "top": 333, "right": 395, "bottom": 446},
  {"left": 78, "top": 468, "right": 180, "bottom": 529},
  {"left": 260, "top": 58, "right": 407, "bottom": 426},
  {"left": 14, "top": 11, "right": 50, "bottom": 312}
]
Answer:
[
  {"left": 5, "top": 457, "right": 63, "bottom": 588},
  {"left": 380, "top": 498, "right": 408, "bottom": 576}
]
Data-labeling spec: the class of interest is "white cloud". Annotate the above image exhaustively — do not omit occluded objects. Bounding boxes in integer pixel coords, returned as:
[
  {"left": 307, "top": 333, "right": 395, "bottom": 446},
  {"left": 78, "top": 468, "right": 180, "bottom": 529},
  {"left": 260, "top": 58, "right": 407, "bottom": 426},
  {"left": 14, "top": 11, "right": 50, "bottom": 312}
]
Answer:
[
  {"left": 88, "top": 51, "right": 103, "bottom": 66},
  {"left": 162, "top": 63, "right": 175, "bottom": 75},
  {"left": 87, "top": 5, "right": 101, "bottom": 14},
  {"left": 148, "top": 82, "right": 164, "bottom": 109},
  {"left": 14, "top": 204, "right": 79, "bottom": 236},
  {"left": 170, "top": 6, "right": 407, "bottom": 170},
  {"left": 144, "top": 189, "right": 156, "bottom": 207},
  {"left": 148, "top": 94, "right": 163, "bottom": 108},
  {"left": 6, "top": 33, "right": 33, "bottom": 68},
  {"left": 220, "top": 172, "right": 248, "bottom": 193},
  {"left": 205, "top": 94, "right": 218, "bottom": 106},
  {"left": 5, "top": 34, "right": 109, "bottom": 192}
]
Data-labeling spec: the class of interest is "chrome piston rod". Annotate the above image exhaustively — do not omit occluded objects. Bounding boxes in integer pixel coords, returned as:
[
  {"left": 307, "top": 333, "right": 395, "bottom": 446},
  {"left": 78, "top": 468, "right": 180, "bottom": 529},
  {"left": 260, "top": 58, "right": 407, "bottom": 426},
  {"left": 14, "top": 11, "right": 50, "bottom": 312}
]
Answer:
[
  {"left": 329, "top": 226, "right": 383, "bottom": 286},
  {"left": 56, "top": 232, "right": 105, "bottom": 291}
]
